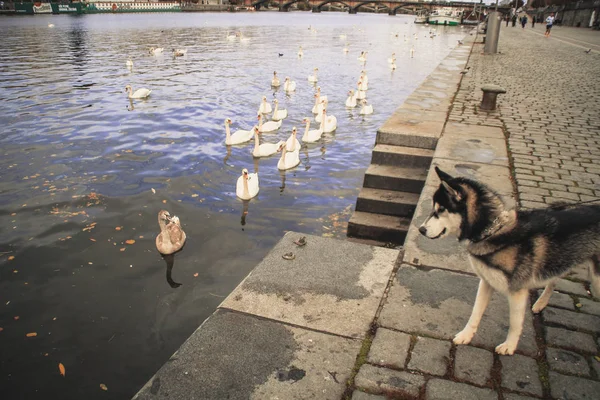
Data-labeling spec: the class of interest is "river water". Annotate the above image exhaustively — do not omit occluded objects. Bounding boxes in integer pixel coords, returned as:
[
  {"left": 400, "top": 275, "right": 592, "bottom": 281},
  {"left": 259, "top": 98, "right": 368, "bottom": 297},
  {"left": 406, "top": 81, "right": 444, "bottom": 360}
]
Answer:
[{"left": 0, "top": 11, "right": 464, "bottom": 399}]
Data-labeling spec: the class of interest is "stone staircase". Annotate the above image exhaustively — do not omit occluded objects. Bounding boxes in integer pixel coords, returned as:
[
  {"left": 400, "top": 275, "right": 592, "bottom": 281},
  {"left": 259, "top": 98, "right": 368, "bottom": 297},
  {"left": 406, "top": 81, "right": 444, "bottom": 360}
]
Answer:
[{"left": 347, "top": 114, "right": 439, "bottom": 246}]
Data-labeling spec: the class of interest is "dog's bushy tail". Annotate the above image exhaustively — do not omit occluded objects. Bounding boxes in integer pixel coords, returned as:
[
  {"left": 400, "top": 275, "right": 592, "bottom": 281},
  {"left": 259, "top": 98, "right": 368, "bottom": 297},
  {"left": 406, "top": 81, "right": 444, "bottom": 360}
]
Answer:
[{"left": 590, "top": 255, "right": 600, "bottom": 298}]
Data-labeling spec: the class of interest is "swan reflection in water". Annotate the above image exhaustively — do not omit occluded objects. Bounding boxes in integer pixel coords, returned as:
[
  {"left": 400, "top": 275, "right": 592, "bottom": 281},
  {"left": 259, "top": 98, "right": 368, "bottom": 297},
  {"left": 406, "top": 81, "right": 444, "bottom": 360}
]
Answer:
[
  {"left": 223, "top": 145, "right": 232, "bottom": 165},
  {"left": 240, "top": 200, "right": 250, "bottom": 227},
  {"left": 127, "top": 99, "right": 134, "bottom": 111},
  {"left": 279, "top": 170, "right": 287, "bottom": 193},
  {"left": 162, "top": 254, "right": 182, "bottom": 288}
]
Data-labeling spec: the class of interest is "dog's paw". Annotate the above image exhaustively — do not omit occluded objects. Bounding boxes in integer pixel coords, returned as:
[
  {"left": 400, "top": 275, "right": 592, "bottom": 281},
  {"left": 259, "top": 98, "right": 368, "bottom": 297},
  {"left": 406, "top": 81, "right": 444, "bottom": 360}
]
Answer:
[
  {"left": 495, "top": 341, "right": 517, "bottom": 355},
  {"left": 453, "top": 329, "right": 475, "bottom": 345}
]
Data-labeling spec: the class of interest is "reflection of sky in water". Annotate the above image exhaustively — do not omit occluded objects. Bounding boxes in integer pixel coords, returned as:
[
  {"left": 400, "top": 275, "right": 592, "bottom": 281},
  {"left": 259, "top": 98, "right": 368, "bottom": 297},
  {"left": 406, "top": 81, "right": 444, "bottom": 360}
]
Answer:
[{"left": 0, "top": 12, "right": 466, "bottom": 400}]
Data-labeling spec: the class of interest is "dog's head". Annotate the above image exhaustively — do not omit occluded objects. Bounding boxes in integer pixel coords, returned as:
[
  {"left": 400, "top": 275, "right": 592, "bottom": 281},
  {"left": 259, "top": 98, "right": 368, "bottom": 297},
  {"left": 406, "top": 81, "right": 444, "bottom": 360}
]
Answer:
[{"left": 419, "top": 167, "right": 466, "bottom": 240}]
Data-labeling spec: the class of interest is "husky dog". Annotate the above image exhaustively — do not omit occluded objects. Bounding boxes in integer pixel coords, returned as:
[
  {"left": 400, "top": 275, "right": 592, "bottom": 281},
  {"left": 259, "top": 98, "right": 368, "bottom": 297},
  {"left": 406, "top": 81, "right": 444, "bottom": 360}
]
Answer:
[{"left": 419, "top": 166, "right": 600, "bottom": 355}]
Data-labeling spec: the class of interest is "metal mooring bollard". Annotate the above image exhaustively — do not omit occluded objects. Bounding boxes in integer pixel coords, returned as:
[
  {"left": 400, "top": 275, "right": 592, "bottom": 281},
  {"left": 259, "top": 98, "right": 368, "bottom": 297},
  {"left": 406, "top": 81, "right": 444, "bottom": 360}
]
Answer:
[{"left": 480, "top": 84, "right": 506, "bottom": 111}]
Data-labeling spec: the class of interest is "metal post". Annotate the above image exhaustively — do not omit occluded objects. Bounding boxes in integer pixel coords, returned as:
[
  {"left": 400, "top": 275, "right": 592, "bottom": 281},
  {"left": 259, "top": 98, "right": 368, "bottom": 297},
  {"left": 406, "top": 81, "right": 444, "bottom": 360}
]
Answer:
[{"left": 484, "top": 11, "right": 502, "bottom": 54}]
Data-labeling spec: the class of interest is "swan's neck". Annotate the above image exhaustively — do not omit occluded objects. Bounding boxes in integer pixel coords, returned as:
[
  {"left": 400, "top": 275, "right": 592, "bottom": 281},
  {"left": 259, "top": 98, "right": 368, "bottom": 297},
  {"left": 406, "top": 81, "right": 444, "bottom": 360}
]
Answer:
[
  {"left": 273, "top": 103, "right": 278, "bottom": 114},
  {"left": 254, "top": 133, "right": 260, "bottom": 153},
  {"left": 258, "top": 117, "right": 263, "bottom": 129},
  {"left": 158, "top": 216, "right": 167, "bottom": 231},
  {"left": 225, "top": 123, "right": 231, "bottom": 140},
  {"left": 305, "top": 122, "right": 310, "bottom": 136},
  {"left": 281, "top": 148, "right": 287, "bottom": 165},
  {"left": 243, "top": 175, "right": 250, "bottom": 198},
  {"left": 320, "top": 112, "right": 326, "bottom": 130}
]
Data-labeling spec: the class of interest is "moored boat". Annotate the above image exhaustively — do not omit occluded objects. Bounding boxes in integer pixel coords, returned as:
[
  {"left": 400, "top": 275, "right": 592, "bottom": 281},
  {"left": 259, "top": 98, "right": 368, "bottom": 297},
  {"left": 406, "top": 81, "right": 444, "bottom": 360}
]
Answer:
[
  {"left": 414, "top": 9, "right": 428, "bottom": 24},
  {"left": 428, "top": 8, "right": 462, "bottom": 26}
]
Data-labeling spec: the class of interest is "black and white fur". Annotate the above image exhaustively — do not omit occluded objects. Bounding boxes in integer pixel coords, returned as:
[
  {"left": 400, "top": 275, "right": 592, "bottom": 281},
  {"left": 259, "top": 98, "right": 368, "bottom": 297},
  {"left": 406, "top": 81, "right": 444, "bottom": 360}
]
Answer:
[{"left": 419, "top": 166, "right": 600, "bottom": 355}]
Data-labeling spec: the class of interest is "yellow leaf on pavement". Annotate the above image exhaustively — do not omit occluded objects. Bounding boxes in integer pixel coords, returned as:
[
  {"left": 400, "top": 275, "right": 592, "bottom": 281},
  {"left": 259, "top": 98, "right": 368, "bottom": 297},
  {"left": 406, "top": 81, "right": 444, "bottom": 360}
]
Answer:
[
  {"left": 8, "top": 256, "right": 15, "bottom": 261},
  {"left": 125, "top": 240, "right": 135, "bottom": 245},
  {"left": 59, "top": 363, "right": 66, "bottom": 377},
  {"left": 26, "top": 332, "right": 37, "bottom": 337}
]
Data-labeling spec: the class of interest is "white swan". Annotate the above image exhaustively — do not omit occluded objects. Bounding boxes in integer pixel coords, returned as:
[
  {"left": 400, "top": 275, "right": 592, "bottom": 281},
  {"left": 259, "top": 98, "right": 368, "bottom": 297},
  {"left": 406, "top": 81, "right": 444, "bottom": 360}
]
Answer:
[
  {"left": 257, "top": 114, "right": 282, "bottom": 133},
  {"left": 48, "top": 23, "right": 55, "bottom": 28},
  {"left": 316, "top": 86, "right": 328, "bottom": 103},
  {"left": 358, "top": 79, "right": 368, "bottom": 91},
  {"left": 358, "top": 51, "right": 367, "bottom": 63},
  {"left": 356, "top": 85, "right": 367, "bottom": 100},
  {"left": 286, "top": 127, "right": 301, "bottom": 151},
  {"left": 149, "top": 47, "right": 164, "bottom": 56},
  {"left": 320, "top": 108, "right": 337, "bottom": 133},
  {"left": 311, "top": 94, "right": 323, "bottom": 115},
  {"left": 277, "top": 143, "right": 300, "bottom": 171},
  {"left": 343, "top": 43, "right": 349, "bottom": 53},
  {"left": 387, "top": 53, "right": 396, "bottom": 64},
  {"left": 298, "top": 46, "right": 303, "bottom": 58},
  {"left": 271, "top": 71, "right": 281, "bottom": 87},
  {"left": 239, "top": 33, "right": 250, "bottom": 42},
  {"left": 308, "top": 67, "right": 319, "bottom": 83},
  {"left": 125, "top": 85, "right": 151, "bottom": 99},
  {"left": 301, "top": 118, "right": 323, "bottom": 143},
  {"left": 225, "top": 118, "right": 254, "bottom": 145},
  {"left": 236, "top": 168, "right": 259, "bottom": 200},
  {"left": 390, "top": 59, "right": 397, "bottom": 70},
  {"left": 283, "top": 77, "right": 296, "bottom": 93},
  {"left": 359, "top": 99, "right": 374, "bottom": 115},
  {"left": 226, "top": 31, "right": 236, "bottom": 41},
  {"left": 272, "top": 99, "right": 288, "bottom": 121},
  {"left": 126, "top": 58, "right": 133, "bottom": 68},
  {"left": 252, "top": 127, "right": 284, "bottom": 158},
  {"left": 173, "top": 49, "right": 187, "bottom": 57},
  {"left": 345, "top": 90, "right": 357, "bottom": 108},
  {"left": 315, "top": 99, "right": 327, "bottom": 123},
  {"left": 360, "top": 70, "right": 369, "bottom": 85},
  {"left": 410, "top": 47, "right": 415, "bottom": 58},
  {"left": 258, "top": 96, "right": 272, "bottom": 115}
]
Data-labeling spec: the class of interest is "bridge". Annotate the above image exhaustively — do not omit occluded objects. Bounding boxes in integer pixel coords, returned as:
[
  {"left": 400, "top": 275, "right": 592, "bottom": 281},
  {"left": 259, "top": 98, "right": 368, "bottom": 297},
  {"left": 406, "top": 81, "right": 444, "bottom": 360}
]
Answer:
[{"left": 239, "top": 0, "right": 496, "bottom": 16}]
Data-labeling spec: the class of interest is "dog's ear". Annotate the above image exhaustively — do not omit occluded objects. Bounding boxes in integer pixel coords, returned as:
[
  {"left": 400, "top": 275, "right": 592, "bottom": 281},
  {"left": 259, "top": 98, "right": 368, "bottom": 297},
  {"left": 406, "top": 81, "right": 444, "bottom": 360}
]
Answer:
[
  {"left": 441, "top": 181, "right": 463, "bottom": 202},
  {"left": 435, "top": 166, "right": 454, "bottom": 183}
]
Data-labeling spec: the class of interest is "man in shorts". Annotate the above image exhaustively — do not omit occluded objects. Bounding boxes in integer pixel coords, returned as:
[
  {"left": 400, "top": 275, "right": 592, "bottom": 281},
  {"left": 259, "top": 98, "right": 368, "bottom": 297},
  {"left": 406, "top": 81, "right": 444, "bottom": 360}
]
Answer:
[{"left": 545, "top": 13, "right": 555, "bottom": 37}]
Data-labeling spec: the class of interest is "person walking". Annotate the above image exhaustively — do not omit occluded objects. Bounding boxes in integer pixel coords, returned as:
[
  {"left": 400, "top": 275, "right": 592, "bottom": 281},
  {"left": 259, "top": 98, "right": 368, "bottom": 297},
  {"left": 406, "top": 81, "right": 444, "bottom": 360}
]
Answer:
[
  {"left": 532, "top": 15, "right": 536, "bottom": 28},
  {"left": 512, "top": 14, "right": 517, "bottom": 27},
  {"left": 545, "top": 13, "right": 555, "bottom": 37},
  {"left": 521, "top": 14, "right": 528, "bottom": 29},
  {"left": 506, "top": 15, "right": 510, "bottom": 27}
]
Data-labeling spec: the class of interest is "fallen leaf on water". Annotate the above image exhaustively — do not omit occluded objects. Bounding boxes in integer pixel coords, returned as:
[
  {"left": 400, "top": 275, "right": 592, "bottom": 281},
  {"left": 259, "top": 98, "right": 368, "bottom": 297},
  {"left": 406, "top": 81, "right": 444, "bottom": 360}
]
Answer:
[
  {"left": 90, "top": 238, "right": 96, "bottom": 242},
  {"left": 138, "top": 235, "right": 144, "bottom": 239},
  {"left": 88, "top": 262, "right": 93, "bottom": 265},
  {"left": 100, "top": 383, "right": 108, "bottom": 391},
  {"left": 191, "top": 194, "right": 198, "bottom": 198},
  {"left": 115, "top": 226, "right": 122, "bottom": 231},
  {"left": 8, "top": 256, "right": 15, "bottom": 261},
  {"left": 162, "top": 200, "right": 167, "bottom": 204},
  {"left": 59, "top": 363, "right": 66, "bottom": 377},
  {"left": 119, "top": 248, "right": 126, "bottom": 252},
  {"left": 14, "top": 316, "right": 20, "bottom": 320},
  {"left": 151, "top": 188, "right": 156, "bottom": 194},
  {"left": 125, "top": 240, "right": 135, "bottom": 245},
  {"left": 193, "top": 273, "right": 199, "bottom": 277},
  {"left": 26, "top": 332, "right": 37, "bottom": 337}
]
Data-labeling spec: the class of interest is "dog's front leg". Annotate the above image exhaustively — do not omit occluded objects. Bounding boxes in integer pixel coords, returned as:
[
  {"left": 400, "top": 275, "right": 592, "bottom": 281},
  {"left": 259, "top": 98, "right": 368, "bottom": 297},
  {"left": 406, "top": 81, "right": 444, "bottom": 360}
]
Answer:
[
  {"left": 495, "top": 289, "right": 529, "bottom": 355},
  {"left": 454, "top": 279, "right": 492, "bottom": 345}
]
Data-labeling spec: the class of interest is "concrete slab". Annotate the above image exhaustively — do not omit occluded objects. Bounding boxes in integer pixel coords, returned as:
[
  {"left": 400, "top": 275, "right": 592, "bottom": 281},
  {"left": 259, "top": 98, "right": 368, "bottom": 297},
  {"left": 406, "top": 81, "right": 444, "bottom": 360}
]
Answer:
[
  {"left": 378, "top": 265, "right": 538, "bottom": 357},
  {"left": 435, "top": 132, "right": 509, "bottom": 167},
  {"left": 220, "top": 231, "right": 398, "bottom": 339},
  {"left": 403, "top": 160, "right": 516, "bottom": 272},
  {"left": 132, "top": 310, "right": 360, "bottom": 400},
  {"left": 354, "top": 364, "right": 426, "bottom": 398},
  {"left": 389, "top": 107, "right": 448, "bottom": 123},
  {"left": 444, "top": 122, "right": 507, "bottom": 139},
  {"left": 377, "top": 118, "right": 444, "bottom": 150}
]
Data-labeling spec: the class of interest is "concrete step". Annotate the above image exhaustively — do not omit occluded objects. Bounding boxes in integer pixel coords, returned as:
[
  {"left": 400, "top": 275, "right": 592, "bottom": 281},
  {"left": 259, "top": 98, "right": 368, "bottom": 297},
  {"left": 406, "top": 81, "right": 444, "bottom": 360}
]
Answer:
[
  {"left": 355, "top": 188, "right": 419, "bottom": 217},
  {"left": 347, "top": 211, "right": 411, "bottom": 245},
  {"left": 371, "top": 144, "right": 434, "bottom": 168},
  {"left": 376, "top": 128, "right": 439, "bottom": 150},
  {"left": 364, "top": 164, "right": 428, "bottom": 193}
]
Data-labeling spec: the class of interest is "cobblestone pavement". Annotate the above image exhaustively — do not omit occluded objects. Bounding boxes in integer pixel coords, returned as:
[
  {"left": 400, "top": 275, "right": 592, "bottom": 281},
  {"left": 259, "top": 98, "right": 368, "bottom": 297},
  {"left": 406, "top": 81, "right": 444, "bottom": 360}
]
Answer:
[
  {"left": 352, "top": 26, "right": 600, "bottom": 400},
  {"left": 449, "top": 24, "right": 600, "bottom": 210}
]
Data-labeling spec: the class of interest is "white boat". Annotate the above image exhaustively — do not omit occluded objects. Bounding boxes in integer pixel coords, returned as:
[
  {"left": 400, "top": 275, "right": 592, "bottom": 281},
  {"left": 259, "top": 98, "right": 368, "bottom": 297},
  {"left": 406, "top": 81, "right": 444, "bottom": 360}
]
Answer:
[
  {"left": 428, "top": 8, "right": 462, "bottom": 26},
  {"left": 414, "top": 10, "right": 429, "bottom": 24}
]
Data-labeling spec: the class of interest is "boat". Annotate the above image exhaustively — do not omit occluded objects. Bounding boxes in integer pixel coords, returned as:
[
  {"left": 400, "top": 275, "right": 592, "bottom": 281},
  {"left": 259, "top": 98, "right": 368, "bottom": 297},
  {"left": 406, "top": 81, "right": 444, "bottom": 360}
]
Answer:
[
  {"left": 414, "top": 9, "right": 429, "bottom": 24},
  {"left": 14, "top": 1, "right": 181, "bottom": 14},
  {"left": 84, "top": 0, "right": 182, "bottom": 13},
  {"left": 428, "top": 7, "right": 462, "bottom": 26}
]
